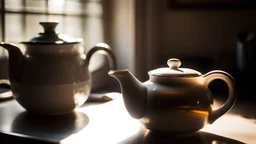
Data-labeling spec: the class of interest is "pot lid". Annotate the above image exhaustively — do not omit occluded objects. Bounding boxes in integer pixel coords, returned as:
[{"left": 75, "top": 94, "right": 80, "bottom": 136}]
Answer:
[
  {"left": 21, "top": 21, "right": 82, "bottom": 44},
  {"left": 149, "top": 58, "right": 201, "bottom": 77}
]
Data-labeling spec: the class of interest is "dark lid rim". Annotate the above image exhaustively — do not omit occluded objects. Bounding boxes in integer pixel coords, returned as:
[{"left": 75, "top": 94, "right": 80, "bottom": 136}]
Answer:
[
  {"left": 20, "top": 41, "right": 80, "bottom": 45},
  {"left": 149, "top": 73, "right": 201, "bottom": 77}
]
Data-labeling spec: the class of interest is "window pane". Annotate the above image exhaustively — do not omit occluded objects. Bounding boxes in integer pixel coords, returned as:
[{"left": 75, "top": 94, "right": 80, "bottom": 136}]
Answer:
[
  {"left": 4, "top": 14, "right": 24, "bottom": 56},
  {"left": 64, "top": 16, "right": 83, "bottom": 40},
  {"left": 84, "top": 2, "right": 102, "bottom": 17},
  {"left": 66, "top": 0, "right": 83, "bottom": 15},
  {"left": 5, "top": 0, "right": 23, "bottom": 11},
  {"left": 2, "top": 0, "right": 104, "bottom": 54},
  {"left": 5, "top": 14, "right": 24, "bottom": 43},
  {"left": 48, "top": 0, "right": 65, "bottom": 14},
  {"left": 25, "top": 0, "right": 46, "bottom": 13},
  {"left": 83, "top": 17, "right": 103, "bottom": 49}
]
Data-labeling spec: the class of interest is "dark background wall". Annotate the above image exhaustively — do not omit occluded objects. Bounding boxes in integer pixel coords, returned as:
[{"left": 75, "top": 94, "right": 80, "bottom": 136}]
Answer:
[
  {"left": 159, "top": 9, "right": 256, "bottom": 73},
  {"left": 152, "top": 1, "right": 256, "bottom": 98}
]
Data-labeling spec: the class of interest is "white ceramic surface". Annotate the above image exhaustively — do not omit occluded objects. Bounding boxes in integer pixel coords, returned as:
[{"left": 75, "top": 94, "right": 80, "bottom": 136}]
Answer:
[
  {"left": 11, "top": 81, "right": 91, "bottom": 115},
  {"left": 0, "top": 22, "right": 116, "bottom": 115},
  {"left": 109, "top": 58, "right": 237, "bottom": 134}
]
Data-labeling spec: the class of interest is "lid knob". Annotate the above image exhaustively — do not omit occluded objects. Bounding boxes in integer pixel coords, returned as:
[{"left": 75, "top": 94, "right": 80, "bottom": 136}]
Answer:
[
  {"left": 39, "top": 21, "right": 59, "bottom": 33},
  {"left": 167, "top": 58, "right": 181, "bottom": 69}
]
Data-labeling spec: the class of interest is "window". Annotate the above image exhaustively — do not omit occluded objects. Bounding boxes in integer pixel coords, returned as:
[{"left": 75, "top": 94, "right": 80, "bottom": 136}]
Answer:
[
  {"left": 0, "top": 0, "right": 104, "bottom": 57},
  {"left": 0, "top": 0, "right": 153, "bottom": 81}
]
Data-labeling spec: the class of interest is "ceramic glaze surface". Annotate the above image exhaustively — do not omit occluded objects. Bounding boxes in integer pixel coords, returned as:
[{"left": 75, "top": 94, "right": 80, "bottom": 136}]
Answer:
[
  {"left": 109, "top": 58, "right": 237, "bottom": 134},
  {"left": 19, "top": 53, "right": 89, "bottom": 85},
  {"left": 0, "top": 21, "right": 116, "bottom": 115},
  {"left": 141, "top": 80, "right": 211, "bottom": 133},
  {"left": 11, "top": 81, "right": 90, "bottom": 115}
]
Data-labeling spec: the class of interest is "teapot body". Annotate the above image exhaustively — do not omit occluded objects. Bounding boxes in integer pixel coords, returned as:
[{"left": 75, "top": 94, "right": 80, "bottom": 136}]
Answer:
[
  {"left": 12, "top": 44, "right": 91, "bottom": 115},
  {"left": 141, "top": 77, "right": 212, "bottom": 134},
  {"left": 0, "top": 21, "right": 116, "bottom": 115},
  {"left": 18, "top": 44, "right": 89, "bottom": 85},
  {"left": 109, "top": 58, "right": 236, "bottom": 134}
]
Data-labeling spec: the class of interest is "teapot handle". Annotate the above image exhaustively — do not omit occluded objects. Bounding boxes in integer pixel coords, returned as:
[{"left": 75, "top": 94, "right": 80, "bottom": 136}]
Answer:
[
  {"left": 203, "top": 70, "right": 237, "bottom": 124},
  {"left": 0, "top": 79, "right": 13, "bottom": 100},
  {"left": 0, "top": 79, "right": 10, "bottom": 87},
  {"left": 85, "top": 43, "right": 116, "bottom": 70}
]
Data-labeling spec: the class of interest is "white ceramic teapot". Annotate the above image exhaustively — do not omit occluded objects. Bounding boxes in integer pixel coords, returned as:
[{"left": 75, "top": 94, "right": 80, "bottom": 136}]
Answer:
[
  {"left": 109, "top": 58, "right": 236, "bottom": 135},
  {"left": 0, "top": 21, "right": 116, "bottom": 115}
]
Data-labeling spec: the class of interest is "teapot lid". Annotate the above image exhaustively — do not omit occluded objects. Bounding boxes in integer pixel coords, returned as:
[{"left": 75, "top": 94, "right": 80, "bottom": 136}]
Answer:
[
  {"left": 21, "top": 21, "right": 82, "bottom": 44},
  {"left": 149, "top": 58, "right": 201, "bottom": 77}
]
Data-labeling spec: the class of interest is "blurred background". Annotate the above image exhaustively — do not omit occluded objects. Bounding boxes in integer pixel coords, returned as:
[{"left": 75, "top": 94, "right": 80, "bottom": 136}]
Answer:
[{"left": 0, "top": 0, "right": 255, "bottom": 99}]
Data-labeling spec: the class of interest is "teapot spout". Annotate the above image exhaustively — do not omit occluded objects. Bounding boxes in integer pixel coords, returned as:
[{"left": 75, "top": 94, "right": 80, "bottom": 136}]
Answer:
[
  {"left": 0, "top": 42, "right": 24, "bottom": 83},
  {"left": 108, "top": 69, "right": 147, "bottom": 119}
]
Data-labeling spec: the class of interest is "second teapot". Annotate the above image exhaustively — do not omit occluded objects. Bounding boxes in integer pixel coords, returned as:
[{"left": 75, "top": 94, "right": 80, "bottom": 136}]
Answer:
[
  {"left": 0, "top": 21, "right": 116, "bottom": 115},
  {"left": 109, "top": 58, "right": 236, "bottom": 134}
]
